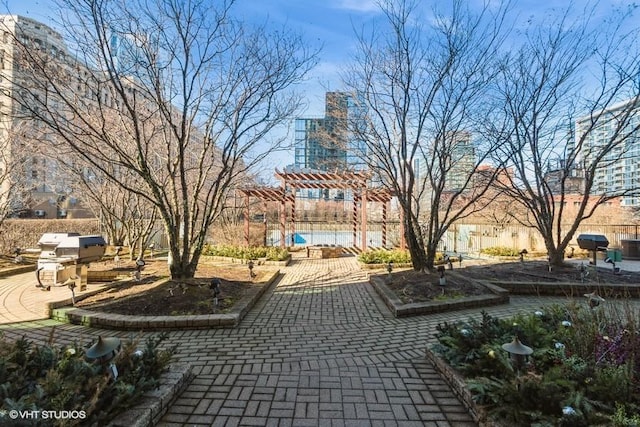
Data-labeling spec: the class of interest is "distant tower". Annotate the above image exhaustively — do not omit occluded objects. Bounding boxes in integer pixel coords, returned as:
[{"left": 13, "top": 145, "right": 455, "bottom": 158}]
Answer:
[{"left": 294, "top": 92, "right": 366, "bottom": 173}]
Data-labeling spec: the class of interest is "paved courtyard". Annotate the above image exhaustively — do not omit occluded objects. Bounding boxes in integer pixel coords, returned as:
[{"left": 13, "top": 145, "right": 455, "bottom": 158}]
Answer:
[{"left": 0, "top": 254, "right": 587, "bottom": 426}]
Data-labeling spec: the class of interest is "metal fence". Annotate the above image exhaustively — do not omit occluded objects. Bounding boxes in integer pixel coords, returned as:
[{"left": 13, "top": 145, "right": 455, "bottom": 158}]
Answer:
[
  {"left": 266, "top": 220, "right": 403, "bottom": 248},
  {"left": 266, "top": 221, "right": 640, "bottom": 253},
  {"left": 438, "top": 224, "right": 640, "bottom": 254}
]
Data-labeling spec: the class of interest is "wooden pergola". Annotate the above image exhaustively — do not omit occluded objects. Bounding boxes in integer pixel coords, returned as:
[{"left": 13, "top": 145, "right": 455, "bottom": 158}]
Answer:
[{"left": 238, "top": 170, "right": 399, "bottom": 250}]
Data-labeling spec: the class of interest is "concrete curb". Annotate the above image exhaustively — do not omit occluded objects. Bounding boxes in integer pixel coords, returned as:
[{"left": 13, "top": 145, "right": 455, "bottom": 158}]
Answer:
[
  {"left": 369, "top": 272, "right": 509, "bottom": 317},
  {"left": 108, "top": 363, "right": 194, "bottom": 427},
  {"left": 0, "top": 264, "right": 36, "bottom": 278},
  {"left": 52, "top": 271, "right": 280, "bottom": 330}
]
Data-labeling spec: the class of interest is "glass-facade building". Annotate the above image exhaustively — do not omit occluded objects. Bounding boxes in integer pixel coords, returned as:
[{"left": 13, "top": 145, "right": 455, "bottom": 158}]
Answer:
[
  {"left": 577, "top": 100, "right": 640, "bottom": 206},
  {"left": 294, "top": 92, "right": 366, "bottom": 173}
]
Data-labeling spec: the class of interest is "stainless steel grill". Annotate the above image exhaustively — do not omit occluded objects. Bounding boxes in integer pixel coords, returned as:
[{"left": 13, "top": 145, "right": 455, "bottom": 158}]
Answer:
[{"left": 36, "top": 233, "right": 106, "bottom": 290}]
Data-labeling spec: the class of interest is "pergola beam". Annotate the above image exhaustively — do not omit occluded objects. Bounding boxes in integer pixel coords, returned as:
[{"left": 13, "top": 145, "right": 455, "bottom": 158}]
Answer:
[{"left": 240, "top": 171, "right": 395, "bottom": 250}]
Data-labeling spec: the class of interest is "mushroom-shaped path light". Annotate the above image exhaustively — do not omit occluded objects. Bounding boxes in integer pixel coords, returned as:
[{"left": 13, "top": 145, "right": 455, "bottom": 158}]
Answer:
[
  {"left": 502, "top": 336, "right": 533, "bottom": 370},
  {"left": 86, "top": 336, "right": 121, "bottom": 363}
]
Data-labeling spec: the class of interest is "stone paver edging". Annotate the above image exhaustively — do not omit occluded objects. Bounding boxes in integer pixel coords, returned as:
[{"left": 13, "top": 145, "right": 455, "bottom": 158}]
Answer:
[
  {"left": 425, "top": 347, "right": 498, "bottom": 427},
  {"left": 0, "top": 264, "right": 36, "bottom": 278},
  {"left": 495, "top": 281, "right": 640, "bottom": 298},
  {"left": 52, "top": 270, "right": 280, "bottom": 330},
  {"left": 108, "top": 363, "right": 194, "bottom": 427},
  {"left": 370, "top": 272, "right": 509, "bottom": 317},
  {"left": 201, "top": 255, "right": 290, "bottom": 266}
]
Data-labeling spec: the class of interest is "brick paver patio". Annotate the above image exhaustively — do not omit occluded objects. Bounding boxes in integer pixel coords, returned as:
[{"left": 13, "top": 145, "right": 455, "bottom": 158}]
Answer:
[{"left": 0, "top": 253, "right": 589, "bottom": 426}]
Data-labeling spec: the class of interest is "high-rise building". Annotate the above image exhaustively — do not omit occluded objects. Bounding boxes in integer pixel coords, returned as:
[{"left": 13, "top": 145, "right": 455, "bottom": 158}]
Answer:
[
  {"left": 446, "top": 131, "right": 476, "bottom": 191},
  {"left": 0, "top": 15, "right": 76, "bottom": 217},
  {"left": 293, "top": 92, "right": 366, "bottom": 173},
  {"left": 576, "top": 99, "right": 640, "bottom": 206}
]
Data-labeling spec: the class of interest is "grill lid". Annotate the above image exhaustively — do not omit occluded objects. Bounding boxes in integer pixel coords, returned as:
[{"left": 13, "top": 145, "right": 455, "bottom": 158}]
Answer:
[{"left": 38, "top": 233, "right": 81, "bottom": 258}]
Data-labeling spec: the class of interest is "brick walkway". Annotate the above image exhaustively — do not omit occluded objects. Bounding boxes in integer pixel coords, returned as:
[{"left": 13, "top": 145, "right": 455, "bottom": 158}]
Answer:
[{"left": 0, "top": 254, "right": 584, "bottom": 426}]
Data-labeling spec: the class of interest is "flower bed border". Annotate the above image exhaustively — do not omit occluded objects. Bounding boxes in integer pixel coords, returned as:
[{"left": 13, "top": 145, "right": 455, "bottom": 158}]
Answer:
[
  {"left": 51, "top": 270, "right": 280, "bottom": 330},
  {"left": 0, "top": 264, "right": 36, "bottom": 278},
  {"left": 201, "top": 254, "right": 290, "bottom": 266},
  {"left": 493, "top": 281, "right": 640, "bottom": 298},
  {"left": 425, "top": 347, "right": 499, "bottom": 427},
  {"left": 369, "top": 271, "right": 509, "bottom": 317},
  {"left": 108, "top": 362, "right": 193, "bottom": 427}
]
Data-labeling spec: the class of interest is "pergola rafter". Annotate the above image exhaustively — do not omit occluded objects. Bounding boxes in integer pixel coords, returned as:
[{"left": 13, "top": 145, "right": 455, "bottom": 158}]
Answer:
[{"left": 239, "top": 170, "right": 399, "bottom": 250}]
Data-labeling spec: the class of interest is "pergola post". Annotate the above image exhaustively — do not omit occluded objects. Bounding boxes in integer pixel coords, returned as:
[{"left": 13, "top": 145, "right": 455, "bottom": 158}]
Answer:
[
  {"left": 382, "top": 201, "right": 388, "bottom": 248},
  {"left": 244, "top": 193, "right": 250, "bottom": 247},
  {"left": 360, "top": 187, "right": 368, "bottom": 250},
  {"left": 352, "top": 194, "right": 358, "bottom": 248},
  {"left": 399, "top": 208, "right": 406, "bottom": 250},
  {"left": 263, "top": 201, "right": 268, "bottom": 247},
  {"left": 280, "top": 193, "right": 286, "bottom": 249},
  {"left": 290, "top": 186, "right": 296, "bottom": 246}
]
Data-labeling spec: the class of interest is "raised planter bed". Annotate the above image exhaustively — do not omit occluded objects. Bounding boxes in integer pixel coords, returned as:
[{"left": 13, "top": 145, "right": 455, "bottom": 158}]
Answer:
[
  {"left": 370, "top": 272, "right": 509, "bottom": 317},
  {"left": 52, "top": 270, "right": 280, "bottom": 330}
]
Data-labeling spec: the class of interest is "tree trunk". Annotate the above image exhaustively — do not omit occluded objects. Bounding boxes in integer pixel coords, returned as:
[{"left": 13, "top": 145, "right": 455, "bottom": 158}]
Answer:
[
  {"left": 404, "top": 214, "right": 427, "bottom": 271},
  {"left": 545, "top": 236, "right": 566, "bottom": 266},
  {"left": 168, "top": 255, "right": 198, "bottom": 279}
]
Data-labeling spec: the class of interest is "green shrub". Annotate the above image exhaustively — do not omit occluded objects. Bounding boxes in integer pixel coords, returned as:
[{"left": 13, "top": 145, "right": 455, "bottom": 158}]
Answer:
[
  {"left": 612, "top": 403, "right": 640, "bottom": 427},
  {"left": 480, "top": 246, "right": 522, "bottom": 257},
  {"left": 358, "top": 249, "right": 411, "bottom": 264},
  {"left": 0, "top": 332, "right": 174, "bottom": 426},
  {"left": 433, "top": 304, "right": 640, "bottom": 426},
  {"left": 203, "top": 244, "right": 289, "bottom": 261}
]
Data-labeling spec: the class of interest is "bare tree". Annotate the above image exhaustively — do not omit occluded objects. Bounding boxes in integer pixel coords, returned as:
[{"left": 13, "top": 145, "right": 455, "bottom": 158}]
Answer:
[
  {"left": 64, "top": 159, "right": 160, "bottom": 260},
  {"left": 7, "top": 0, "right": 317, "bottom": 278},
  {"left": 344, "top": 0, "right": 510, "bottom": 270},
  {"left": 0, "top": 121, "right": 30, "bottom": 227},
  {"left": 489, "top": 4, "right": 640, "bottom": 265}
]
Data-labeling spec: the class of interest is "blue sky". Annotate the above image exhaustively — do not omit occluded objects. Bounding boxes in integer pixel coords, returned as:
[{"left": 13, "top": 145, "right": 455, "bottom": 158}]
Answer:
[
  {"left": 4, "top": 0, "right": 384, "bottom": 116},
  {"left": 3, "top": 0, "right": 635, "bottom": 175},
  {"left": 6, "top": 0, "right": 630, "bottom": 116}
]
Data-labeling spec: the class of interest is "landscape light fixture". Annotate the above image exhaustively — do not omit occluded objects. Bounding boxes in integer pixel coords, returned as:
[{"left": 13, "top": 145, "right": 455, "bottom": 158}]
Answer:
[
  {"left": 502, "top": 336, "right": 533, "bottom": 371},
  {"left": 248, "top": 260, "right": 256, "bottom": 279},
  {"left": 604, "top": 257, "right": 620, "bottom": 274},
  {"left": 13, "top": 247, "right": 23, "bottom": 264},
  {"left": 445, "top": 255, "right": 453, "bottom": 270},
  {"left": 519, "top": 249, "right": 528, "bottom": 264},
  {"left": 437, "top": 265, "right": 446, "bottom": 286},
  {"left": 86, "top": 336, "right": 121, "bottom": 364},
  {"left": 584, "top": 291, "right": 605, "bottom": 309},
  {"left": 387, "top": 261, "right": 393, "bottom": 275},
  {"left": 210, "top": 278, "right": 221, "bottom": 307},
  {"left": 64, "top": 276, "right": 78, "bottom": 305},
  {"left": 578, "top": 263, "right": 589, "bottom": 282}
]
